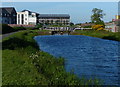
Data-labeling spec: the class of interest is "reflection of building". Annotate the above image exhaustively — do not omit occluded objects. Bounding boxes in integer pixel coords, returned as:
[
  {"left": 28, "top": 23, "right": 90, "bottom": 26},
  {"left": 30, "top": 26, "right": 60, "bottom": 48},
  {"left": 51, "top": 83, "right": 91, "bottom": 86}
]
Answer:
[
  {"left": 0, "top": 7, "right": 17, "bottom": 24},
  {"left": 38, "top": 14, "right": 70, "bottom": 25},
  {"left": 17, "top": 10, "right": 39, "bottom": 25}
]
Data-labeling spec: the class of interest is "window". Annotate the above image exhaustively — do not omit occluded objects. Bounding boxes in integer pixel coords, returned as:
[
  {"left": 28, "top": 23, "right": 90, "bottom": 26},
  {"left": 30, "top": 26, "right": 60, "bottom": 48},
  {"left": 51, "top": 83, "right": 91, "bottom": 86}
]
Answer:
[
  {"left": 32, "top": 15, "right": 35, "bottom": 17},
  {"left": 25, "top": 18, "right": 27, "bottom": 20}
]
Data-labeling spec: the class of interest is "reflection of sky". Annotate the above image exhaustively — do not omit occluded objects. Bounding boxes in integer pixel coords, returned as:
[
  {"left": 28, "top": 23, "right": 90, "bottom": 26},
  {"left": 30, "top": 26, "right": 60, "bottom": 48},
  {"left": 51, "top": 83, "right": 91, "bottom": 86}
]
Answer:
[{"left": 2, "top": 2, "right": 118, "bottom": 23}]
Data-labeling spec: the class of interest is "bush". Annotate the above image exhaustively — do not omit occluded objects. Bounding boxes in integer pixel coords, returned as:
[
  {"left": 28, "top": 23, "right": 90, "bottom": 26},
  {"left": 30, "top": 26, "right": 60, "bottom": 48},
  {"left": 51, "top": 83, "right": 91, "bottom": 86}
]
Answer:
[
  {"left": 1, "top": 24, "right": 14, "bottom": 34},
  {"left": 83, "top": 26, "right": 92, "bottom": 28},
  {"left": 92, "top": 24, "right": 104, "bottom": 31},
  {"left": 13, "top": 26, "right": 26, "bottom": 31},
  {"left": 25, "top": 27, "right": 34, "bottom": 30},
  {"left": 35, "top": 23, "right": 43, "bottom": 28}
]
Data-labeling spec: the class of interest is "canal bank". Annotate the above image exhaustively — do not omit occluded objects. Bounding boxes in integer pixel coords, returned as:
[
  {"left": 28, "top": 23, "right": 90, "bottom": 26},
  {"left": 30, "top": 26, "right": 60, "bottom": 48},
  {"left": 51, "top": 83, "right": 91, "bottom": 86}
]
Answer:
[
  {"left": 2, "top": 30, "right": 101, "bottom": 86},
  {"left": 71, "top": 30, "right": 120, "bottom": 41}
]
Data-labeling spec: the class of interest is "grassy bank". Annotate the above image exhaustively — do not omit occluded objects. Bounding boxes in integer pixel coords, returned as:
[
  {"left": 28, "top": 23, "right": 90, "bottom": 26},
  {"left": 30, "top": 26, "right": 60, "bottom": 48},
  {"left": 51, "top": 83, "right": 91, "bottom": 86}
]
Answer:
[
  {"left": 71, "top": 30, "right": 120, "bottom": 41},
  {"left": 2, "top": 30, "right": 101, "bottom": 86}
]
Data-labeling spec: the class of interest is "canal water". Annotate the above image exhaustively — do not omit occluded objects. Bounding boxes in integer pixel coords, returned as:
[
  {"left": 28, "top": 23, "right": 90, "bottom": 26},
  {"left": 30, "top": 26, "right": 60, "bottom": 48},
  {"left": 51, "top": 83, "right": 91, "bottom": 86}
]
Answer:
[{"left": 34, "top": 35, "right": 120, "bottom": 86}]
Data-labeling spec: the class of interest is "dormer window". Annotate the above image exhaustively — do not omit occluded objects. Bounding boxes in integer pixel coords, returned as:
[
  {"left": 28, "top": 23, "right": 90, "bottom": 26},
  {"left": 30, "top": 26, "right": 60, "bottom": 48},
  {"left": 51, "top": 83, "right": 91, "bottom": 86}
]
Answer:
[{"left": 32, "top": 15, "right": 35, "bottom": 17}]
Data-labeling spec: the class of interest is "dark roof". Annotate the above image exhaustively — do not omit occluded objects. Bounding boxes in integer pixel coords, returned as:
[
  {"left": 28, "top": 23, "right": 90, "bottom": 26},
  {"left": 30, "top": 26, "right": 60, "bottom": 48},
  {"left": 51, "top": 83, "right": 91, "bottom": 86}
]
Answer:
[
  {"left": 22, "top": 10, "right": 31, "bottom": 12},
  {"left": 21, "top": 9, "right": 39, "bottom": 15},
  {"left": 0, "top": 7, "right": 16, "bottom": 14},
  {"left": 38, "top": 14, "right": 70, "bottom": 18},
  {"left": 0, "top": 8, "right": 8, "bottom": 14}
]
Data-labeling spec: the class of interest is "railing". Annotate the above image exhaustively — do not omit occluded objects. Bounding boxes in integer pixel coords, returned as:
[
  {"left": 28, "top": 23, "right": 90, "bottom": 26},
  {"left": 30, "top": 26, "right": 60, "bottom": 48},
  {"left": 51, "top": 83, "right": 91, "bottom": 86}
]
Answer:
[
  {"left": 73, "top": 28, "right": 92, "bottom": 31},
  {"left": 39, "top": 27, "right": 74, "bottom": 31}
]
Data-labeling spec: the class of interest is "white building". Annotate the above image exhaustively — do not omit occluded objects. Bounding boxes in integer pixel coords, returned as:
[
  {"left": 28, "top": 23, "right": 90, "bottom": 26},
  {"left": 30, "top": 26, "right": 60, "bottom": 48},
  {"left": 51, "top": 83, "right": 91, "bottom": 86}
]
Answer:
[
  {"left": 17, "top": 10, "right": 38, "bottom": 25},
  {"left": 105, "top": 18, "right": 120, "bottom": 32},
  {"left": 105, "top": 22, "right": 116, "bottom": 32}
]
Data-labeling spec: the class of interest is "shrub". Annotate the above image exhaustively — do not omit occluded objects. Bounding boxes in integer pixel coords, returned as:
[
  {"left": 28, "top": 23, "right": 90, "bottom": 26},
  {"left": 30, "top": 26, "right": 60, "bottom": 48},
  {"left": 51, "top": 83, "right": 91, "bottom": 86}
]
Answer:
[
  {"left": 25, "top": 27, "right": 35, "bottom": 30},
  {"left": 2, "top": 24, "right": 14, "bottom": 34},
  {"left": 92, "top": 24, "right": 104, "bottom": 31},
  {"left": 13, "top": 26, "right": 26, "bottom": 31},
  {"left": 83, "top": 26, "right": 92, "bottom": 28}
]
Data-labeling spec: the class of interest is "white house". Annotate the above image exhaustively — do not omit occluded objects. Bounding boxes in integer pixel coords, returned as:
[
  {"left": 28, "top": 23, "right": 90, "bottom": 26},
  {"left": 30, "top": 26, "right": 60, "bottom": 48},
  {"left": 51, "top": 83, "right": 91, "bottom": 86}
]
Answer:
[{"left": 17, "top": 10, "right": 39, "bottom": 25}]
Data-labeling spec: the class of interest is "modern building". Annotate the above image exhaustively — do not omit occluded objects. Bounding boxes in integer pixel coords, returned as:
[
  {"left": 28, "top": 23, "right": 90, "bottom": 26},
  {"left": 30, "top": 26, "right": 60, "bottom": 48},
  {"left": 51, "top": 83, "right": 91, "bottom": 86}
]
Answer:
[
  {"left": 0, "top": 7, "right": 17, "bottom": 24},
  {"left": 38, "top": 14, "right": 70, "bottom": 25},
  {"left": 17, "top": 10, "right": 39, "bottom": 25}
]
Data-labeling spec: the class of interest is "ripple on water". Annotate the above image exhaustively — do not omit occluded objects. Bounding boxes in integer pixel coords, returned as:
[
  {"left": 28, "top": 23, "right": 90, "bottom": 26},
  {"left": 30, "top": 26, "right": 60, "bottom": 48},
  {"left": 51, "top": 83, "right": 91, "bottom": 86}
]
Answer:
[{"left": 34, "top": 35, "right": 120, "bottom": 86}]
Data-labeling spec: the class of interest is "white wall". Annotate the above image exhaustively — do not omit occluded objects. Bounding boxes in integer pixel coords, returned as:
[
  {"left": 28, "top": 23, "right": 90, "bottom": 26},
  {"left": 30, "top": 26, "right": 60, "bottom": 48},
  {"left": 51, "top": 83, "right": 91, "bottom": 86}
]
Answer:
[
  {"left": 17, "top": 11, "right": 37, "bottom": 25},
  {"left": 105, "top": 24, "right": 116, "bottom": 32}
]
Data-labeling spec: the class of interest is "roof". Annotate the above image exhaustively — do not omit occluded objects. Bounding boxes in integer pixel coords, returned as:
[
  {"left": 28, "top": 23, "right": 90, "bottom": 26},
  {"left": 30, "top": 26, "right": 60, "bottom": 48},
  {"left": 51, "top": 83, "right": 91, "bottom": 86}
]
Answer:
[
  {"left": 38, "top": 14, "right": 70, "bottom": 18},
  {"left": 0, "top": 7, "right": 16, "bottom": 14},
  {"left": 0, "top": 8, "right": 8, "bottom": 14},
  {"left": 21, "top": 9, "right": 39, "bottom": 14},
  {"left": 22, "top": 9, "right": 31, "bottom": 12}
]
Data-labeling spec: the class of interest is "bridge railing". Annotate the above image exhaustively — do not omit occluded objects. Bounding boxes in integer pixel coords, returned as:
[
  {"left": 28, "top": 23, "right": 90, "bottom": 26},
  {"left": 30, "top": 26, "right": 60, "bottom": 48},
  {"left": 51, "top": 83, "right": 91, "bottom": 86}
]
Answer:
[{"left": 40, "top": 27, "right": 74, "bottom": 31}]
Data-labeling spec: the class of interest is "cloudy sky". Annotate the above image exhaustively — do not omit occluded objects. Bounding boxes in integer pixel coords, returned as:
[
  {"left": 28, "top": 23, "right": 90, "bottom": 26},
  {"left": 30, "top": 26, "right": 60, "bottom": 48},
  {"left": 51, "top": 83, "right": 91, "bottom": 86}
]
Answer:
[{"left": 1, "top": 2, "right": 118, "bottom": 23}]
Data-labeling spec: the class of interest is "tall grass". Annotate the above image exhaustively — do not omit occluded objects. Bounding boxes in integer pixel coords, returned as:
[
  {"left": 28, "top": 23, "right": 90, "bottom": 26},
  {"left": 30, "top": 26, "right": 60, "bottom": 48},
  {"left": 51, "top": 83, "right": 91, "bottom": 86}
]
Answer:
[
  {"left": 2, "top": 30, "right": 102, "bottom": 86},
  {"left": 71, "top": 30, "right": 120, "bottom": 41}
]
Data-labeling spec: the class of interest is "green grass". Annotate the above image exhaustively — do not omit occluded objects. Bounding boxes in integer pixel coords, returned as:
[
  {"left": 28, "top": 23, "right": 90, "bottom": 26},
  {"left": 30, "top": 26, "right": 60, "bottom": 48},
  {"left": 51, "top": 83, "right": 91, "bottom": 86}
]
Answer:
[
  {"left": 2, "top": 30, "right": 102, "bottom": 86},
  {"left": 71, "top": 30, "right": 120, "bottom": 41}
]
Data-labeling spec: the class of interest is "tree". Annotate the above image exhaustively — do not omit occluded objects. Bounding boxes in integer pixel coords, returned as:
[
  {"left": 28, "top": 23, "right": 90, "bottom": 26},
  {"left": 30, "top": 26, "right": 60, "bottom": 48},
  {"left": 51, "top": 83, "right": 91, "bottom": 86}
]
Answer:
[
  {"left": 70, "top": 22, "right": 74, "bottom": 26},
  {"left": 36, "top": 23, "right": 43, "bottom": 28},
  {"left": 51, "top": 20, "right": 53, "bottom": 25},
  {"left": 55, "top": 20, "right": 60, "bottom": 25},
  {"left": 91, "top": 8, "right": 105, "bottom": 25},
  {"left": 45, "top": 20, "right": 49, "bottom": 25}
]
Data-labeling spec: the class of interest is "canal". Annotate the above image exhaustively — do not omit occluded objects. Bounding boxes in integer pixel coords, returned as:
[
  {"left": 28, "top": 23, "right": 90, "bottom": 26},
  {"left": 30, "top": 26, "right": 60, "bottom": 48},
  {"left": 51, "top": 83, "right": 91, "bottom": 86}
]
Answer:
[{"left": 34, "top": 35, "right": 120, "bottom": 86}]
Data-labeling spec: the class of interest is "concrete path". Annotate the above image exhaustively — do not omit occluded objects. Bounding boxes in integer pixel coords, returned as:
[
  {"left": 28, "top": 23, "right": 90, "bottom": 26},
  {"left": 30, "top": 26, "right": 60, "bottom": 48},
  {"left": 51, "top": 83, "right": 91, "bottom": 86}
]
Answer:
[{"left": 0, "top": 30, "right": 26, "bottom": 42}]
